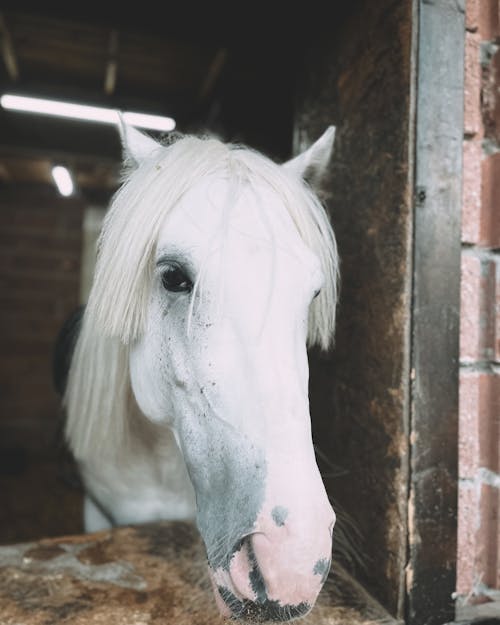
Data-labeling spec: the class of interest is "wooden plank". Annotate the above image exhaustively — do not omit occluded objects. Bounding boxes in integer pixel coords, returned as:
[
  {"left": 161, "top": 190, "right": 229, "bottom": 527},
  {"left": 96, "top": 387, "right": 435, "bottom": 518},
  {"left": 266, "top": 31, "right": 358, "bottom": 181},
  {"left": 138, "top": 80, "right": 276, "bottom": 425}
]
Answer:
[{"left": 408, "top": 1, "right": 465, "bottom": 623}]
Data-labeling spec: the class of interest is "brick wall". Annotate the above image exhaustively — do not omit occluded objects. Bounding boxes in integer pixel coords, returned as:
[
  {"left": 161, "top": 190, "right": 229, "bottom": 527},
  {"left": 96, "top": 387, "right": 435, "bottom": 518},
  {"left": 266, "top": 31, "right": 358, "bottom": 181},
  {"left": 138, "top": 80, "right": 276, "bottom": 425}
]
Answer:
[
  {"left": 458, "top": 0, "right": 500, "bottom": 602},
  {"left": 0, "top": 185, "right": 83, "bottom": 453}
]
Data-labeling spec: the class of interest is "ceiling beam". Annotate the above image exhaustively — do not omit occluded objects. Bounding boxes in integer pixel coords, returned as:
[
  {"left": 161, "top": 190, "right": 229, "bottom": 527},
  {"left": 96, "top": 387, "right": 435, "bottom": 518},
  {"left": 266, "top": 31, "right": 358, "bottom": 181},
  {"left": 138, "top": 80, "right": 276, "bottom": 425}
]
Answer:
[
  {"left": 0, "top": 12, "right": 19, "bottom": 81},
  {"left": 104, "top": 29, "right": 119, "bottom": 95}
]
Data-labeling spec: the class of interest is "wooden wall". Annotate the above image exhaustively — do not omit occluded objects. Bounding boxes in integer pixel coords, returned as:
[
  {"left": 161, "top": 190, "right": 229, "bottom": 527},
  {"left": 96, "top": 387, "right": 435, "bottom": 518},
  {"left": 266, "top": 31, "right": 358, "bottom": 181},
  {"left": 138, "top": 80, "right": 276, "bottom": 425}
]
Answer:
[{"left": 296, "top": 0, "right": 414, "bottom": 617}]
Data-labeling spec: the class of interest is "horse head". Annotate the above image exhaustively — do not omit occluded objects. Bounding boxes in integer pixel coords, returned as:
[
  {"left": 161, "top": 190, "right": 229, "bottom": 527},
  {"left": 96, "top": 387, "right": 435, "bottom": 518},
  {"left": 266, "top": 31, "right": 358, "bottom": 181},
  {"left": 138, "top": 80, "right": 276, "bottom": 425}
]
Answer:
[{"left": 68, "top": 125, "right": 339, "bottom": 622}]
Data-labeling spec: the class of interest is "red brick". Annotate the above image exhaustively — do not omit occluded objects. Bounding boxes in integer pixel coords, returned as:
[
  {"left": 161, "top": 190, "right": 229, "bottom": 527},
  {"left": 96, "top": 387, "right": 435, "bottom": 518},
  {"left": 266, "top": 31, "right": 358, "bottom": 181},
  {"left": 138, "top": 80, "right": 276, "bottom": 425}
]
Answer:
[
  {"left": 0, "top": 267, "right": 79, "bottom": 284},
  {"left": 0, "top": 208, "right": 81, "bottom": 231},
  {"left": 459, "top": 371, "right": 481, "bottom": 477},
  {"left": 457, "top": 481, "right": 479, "bottom": 594},
  {"left": 0, "top": 231, "right": 80, "bottom": 250},
  {"left": 458, "top": 479, "right": 500, "bottom": 596},
  {"left": 461, "top": 253, "right": 497, "bottom": 361},
  {"left": 478, "top": 373, "right": 500, "bottom": 474},
  {"left": 0, "top": 253, "right": 79, "bottom": 274},
  {"left": 464, "top": 32, "right": 482, "bottom": 137},
  {"left": 459, "top": 370, "right": 500, "bottom": 477},
  {"left": 461, "top": 255, "right": 482, "bottom": 360},
  {"left": 0, "top": 245, "right": 80, "bottom": 260},
  {"left": 0, "top": 223, "right": 82, "bottom": 240},
  {"left": 480, "top": 153, "right": 500, "bottom": 248},
  {"left": 478, "top": 0, "right": 500, "bottom": 40},
  {"left": 1, "top": 311, "right": 71, "bottom": 332},
  {"left": 477, "top": 482, "right": 500, "bottom": 589},
  {"left": 466, "top": 0, "right": 480, "bottom": 32},
  {"left": 462, "top": 139, "right": 482, "bottom": 243},
  {"left": 496, "top": 260, "right": 500, "bottom": 362}
]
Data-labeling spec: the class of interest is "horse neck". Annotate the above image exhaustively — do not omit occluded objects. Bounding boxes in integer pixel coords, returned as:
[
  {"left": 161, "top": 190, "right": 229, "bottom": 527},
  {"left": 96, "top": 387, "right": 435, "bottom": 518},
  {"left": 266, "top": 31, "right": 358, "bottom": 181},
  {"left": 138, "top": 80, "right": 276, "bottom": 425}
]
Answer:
[{"left": 85, "top": 396, "right": 193, "bottom": 500}]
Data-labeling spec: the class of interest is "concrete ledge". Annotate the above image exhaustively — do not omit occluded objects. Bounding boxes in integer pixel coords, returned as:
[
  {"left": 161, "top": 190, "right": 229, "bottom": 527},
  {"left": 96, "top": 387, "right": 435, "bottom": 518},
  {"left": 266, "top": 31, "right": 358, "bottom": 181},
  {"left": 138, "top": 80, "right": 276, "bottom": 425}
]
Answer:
[{"left": 0, "top": 521, "right": 400, "bottom": 624}]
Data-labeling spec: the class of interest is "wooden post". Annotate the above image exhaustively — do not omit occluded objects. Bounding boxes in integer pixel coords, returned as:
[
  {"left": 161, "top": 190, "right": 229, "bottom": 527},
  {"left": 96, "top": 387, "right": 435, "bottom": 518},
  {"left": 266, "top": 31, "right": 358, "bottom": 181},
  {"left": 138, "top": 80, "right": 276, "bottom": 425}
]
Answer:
[{"left": 408, "top": 1, "right": 464, "bottom": 623}]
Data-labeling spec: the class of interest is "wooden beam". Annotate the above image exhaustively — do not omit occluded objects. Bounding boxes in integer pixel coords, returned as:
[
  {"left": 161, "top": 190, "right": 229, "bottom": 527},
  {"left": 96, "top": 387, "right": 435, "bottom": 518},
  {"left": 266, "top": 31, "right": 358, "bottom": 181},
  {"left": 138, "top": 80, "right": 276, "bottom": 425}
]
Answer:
[
  {"left": 0, "top": 12, "right": 19, "bottom": 81},
  {"left": 407, "top": 1, "right": 464, "bottom": 623},
  {"left": 104, "top": 29, "right": 119, "bottom": 95}
]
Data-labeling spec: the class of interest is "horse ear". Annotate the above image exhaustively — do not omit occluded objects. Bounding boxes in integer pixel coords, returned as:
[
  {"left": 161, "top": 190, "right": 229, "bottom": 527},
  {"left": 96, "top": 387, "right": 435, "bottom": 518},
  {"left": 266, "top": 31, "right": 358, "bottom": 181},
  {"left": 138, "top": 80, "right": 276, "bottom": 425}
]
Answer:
[
  {"left": 117, "top": 114, "right": 160, "bottom": 165},
  {"left": 283, "top": 126, "right": 335, "bottom": 189}
]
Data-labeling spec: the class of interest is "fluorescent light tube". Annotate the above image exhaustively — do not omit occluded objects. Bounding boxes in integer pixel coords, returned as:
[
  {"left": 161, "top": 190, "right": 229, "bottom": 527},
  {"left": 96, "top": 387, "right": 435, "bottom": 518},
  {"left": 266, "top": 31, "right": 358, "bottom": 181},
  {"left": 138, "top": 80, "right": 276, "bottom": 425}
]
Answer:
[
  {"left": 51, "top": 165, "right": 74, "bottom": 197},
  {"left": 0, "top": 94, "right": 176, "bottom": 132}
]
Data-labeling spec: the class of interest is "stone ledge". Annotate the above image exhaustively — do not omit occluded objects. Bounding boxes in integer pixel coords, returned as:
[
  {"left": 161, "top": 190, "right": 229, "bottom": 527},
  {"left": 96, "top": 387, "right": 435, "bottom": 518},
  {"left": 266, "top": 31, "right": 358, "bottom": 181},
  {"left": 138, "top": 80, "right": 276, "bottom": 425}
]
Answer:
[{"left": 0, "top": 521, "right": 400, "bottom": 625}]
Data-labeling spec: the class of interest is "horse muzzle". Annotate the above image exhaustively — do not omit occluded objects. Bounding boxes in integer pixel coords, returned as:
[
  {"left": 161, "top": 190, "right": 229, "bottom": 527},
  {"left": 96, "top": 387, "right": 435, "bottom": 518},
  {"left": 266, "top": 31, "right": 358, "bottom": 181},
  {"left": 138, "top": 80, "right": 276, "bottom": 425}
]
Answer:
[{"left": 208, "top": 502, "right": 335, "bottom": 622}]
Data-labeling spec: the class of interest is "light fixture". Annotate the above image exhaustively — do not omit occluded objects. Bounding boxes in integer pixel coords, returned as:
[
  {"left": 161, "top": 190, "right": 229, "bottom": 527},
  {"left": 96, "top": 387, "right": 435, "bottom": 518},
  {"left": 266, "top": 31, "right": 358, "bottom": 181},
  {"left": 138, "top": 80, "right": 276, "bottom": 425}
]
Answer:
[
  {"left": 0, "top": 94, "right": 176, "bottom": 132},
  {"left": 51, "top": 165, "right": 74, "bottom": 197}
]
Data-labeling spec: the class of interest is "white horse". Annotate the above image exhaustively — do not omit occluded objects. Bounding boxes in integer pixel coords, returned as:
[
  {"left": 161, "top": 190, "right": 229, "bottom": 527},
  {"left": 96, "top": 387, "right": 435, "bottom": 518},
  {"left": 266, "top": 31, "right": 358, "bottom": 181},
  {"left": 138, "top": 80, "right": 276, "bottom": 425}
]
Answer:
[{"left": 63, "top": 123, "right": 339, "bottom": 622}]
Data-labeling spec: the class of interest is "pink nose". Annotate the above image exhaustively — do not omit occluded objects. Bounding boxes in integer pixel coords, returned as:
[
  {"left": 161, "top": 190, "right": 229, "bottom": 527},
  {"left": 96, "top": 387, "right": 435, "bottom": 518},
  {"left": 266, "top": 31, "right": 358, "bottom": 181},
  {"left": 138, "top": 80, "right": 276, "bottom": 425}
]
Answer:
[{"left": 208, "top": 504, "right": 335, "bottom": 621}]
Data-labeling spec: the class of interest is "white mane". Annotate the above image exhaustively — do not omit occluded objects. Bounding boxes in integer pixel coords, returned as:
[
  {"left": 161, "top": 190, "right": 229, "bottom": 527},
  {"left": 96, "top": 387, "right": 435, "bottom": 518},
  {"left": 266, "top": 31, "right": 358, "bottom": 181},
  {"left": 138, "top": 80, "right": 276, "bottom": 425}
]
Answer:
[{"left": 65, "top": 135, "right": 339, "bottom": 460}]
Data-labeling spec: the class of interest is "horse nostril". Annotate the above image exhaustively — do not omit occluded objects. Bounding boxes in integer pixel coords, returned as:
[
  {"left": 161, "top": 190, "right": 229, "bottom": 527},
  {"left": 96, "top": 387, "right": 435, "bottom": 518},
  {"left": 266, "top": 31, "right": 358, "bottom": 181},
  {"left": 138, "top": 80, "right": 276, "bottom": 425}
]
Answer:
[{"left": 230, "top": 534, "right": 268, "bottom": 604}]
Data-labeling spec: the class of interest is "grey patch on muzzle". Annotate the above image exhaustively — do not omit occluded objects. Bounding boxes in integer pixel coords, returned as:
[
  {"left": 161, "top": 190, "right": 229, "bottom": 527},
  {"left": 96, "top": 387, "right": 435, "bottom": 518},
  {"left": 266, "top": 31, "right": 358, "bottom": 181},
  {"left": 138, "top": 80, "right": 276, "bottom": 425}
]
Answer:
[
  {"left": 313, "top": 557, "right": 331, "bottom": 584},
  {"left": 271, "top": 505, "right": 288, "bottom": 527},
  {"left": 218, "top": 586, "right": 311, "bottom": 622},
  {"left": 178, "top": 411, "right": 266, "bottom": 571}
]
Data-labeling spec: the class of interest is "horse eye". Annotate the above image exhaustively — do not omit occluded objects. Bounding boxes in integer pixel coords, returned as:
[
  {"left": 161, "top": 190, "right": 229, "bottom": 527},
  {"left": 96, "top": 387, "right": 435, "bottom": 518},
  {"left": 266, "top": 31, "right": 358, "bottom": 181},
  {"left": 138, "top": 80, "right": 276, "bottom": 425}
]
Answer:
[
  {"left": 161, "top": 265, "right": 192, "bottom": 293},
  {"left": 313, "top": 289, "right": 321, "bottom": 299}
]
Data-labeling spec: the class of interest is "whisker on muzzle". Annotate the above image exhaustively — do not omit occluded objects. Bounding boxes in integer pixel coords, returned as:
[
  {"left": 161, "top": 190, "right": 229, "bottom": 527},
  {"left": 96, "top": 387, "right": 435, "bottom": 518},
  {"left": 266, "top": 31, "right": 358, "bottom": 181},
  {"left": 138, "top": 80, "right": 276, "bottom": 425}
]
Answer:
[{"left": 218, "top": 584, "right": 312, "bottom": 623}]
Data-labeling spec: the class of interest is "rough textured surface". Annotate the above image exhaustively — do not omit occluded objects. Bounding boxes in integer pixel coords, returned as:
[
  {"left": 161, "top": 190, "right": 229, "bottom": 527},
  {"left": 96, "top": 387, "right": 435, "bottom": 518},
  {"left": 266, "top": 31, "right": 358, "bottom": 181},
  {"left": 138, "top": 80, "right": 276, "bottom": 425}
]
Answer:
[
  {"left": 480, "top": 153, "right": 500, "bottom": 248},
  {"left": 459, "top": 0, "right": 500, "bottom": 607},
  {"left": 0, "top": 521, "right": 400, "bottom": 625},
  {"left": 461, "top": 135, "right": 481, "bottom": 243},
  {"left": 458, "top": 370, "right": 500, "bottom": 595},
  {"left": 464, "top": 32, "right": 482, "bottom": 137},
  {"left": 295, "top": 0, "right": 413, "bottom": 618}
]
